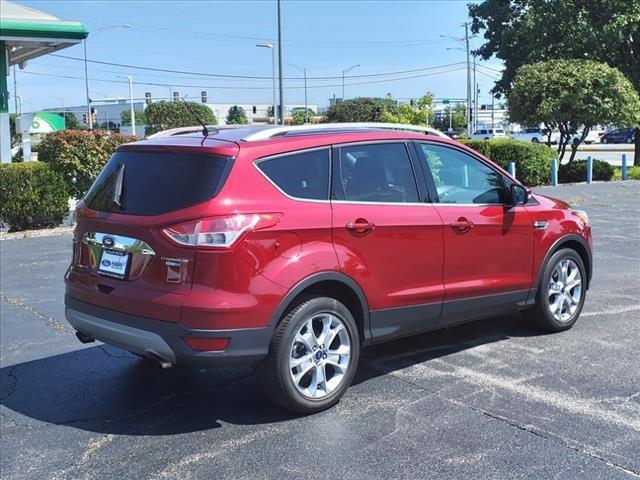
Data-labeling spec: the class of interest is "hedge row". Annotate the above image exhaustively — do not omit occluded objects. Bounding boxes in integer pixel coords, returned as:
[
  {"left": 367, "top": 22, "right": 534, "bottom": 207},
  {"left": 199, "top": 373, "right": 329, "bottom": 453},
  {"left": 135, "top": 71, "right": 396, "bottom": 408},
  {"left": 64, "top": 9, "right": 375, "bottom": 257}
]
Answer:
[
  {"left": 2, "top": 131, "right": 137, "bottom": 232},
  {"left": 0, "top": 162, "right": 69, "bottom": 232},
  {"left": 38, "top": 130, "right": 137, "bottom": 198},
  {"left": 460, "top": 139, "right": 556, "bottom": 186},
  {"left": 559, "top": 159, "right": 615, "bottom": 183}
]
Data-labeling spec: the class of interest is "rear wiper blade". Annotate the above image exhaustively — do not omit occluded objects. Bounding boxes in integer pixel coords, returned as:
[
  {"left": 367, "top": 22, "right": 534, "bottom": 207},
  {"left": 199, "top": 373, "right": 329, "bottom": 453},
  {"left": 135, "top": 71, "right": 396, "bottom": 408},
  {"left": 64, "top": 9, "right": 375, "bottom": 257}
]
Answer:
[{"left": 113, "top": 163, "right": 125, "bottom": 207}]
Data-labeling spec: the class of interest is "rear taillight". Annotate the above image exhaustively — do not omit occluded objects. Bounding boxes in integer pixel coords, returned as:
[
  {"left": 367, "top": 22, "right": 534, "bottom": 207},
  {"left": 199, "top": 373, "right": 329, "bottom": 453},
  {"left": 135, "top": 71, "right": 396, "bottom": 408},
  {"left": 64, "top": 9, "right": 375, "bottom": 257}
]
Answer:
[{"left": 163, "top": 213, "right": 280, "bottom": 249}]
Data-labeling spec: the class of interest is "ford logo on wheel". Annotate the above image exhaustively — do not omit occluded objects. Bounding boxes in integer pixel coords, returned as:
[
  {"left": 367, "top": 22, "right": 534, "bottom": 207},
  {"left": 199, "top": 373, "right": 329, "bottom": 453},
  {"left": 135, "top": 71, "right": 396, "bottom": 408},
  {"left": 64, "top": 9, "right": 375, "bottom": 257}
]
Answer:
[{"left": 102, "top": 236, "right": 115, "bottom": 247}]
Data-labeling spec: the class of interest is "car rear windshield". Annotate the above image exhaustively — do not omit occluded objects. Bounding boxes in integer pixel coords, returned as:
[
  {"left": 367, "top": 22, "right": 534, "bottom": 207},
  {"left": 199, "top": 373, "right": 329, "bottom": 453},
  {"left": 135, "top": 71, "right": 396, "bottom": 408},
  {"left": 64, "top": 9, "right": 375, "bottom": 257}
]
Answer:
[{"left": 84, "top": 151, "right": 232, "bottom": 215}]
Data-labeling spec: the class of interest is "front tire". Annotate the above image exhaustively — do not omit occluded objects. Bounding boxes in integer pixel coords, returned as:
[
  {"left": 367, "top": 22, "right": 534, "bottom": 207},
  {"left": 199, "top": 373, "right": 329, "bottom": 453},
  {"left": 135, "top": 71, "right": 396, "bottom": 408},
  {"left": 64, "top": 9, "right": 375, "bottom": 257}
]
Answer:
[
  {"left": 523, "top": 248, "right": 587, "bottom": 332},
  {"left": 258, "top": 296, "right": 360, "bottom": 413}
]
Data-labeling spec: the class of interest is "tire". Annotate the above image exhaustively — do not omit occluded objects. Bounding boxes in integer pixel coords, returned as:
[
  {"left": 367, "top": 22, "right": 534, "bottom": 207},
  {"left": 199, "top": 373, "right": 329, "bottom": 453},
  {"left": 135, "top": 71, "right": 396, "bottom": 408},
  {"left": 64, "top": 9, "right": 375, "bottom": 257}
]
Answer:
[
  {"left": 523, "top": 248, "right": 587, "bottom": 332},
  {"left": 532, "top": 138, "right": 539, "bottom": 143},
  {"left": 601, "top": 137, "right": 608, "bottom": 144},
  {"left": 258, "top": 296, "right": 360, "bottom": 413},
  {"left": 626, "top": 137, "right": 633, "bottom": 144}
]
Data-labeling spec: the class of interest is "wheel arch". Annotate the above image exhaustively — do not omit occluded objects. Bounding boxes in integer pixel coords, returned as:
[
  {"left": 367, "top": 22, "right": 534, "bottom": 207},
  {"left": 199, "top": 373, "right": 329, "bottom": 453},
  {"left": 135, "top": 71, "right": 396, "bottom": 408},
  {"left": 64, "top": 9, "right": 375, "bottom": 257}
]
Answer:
[
  {"left": 537, "top": 234, "right": 592, "bottom": 290},
  {"left": 268, "top": 272, "right": 371, "bottom": 346}
]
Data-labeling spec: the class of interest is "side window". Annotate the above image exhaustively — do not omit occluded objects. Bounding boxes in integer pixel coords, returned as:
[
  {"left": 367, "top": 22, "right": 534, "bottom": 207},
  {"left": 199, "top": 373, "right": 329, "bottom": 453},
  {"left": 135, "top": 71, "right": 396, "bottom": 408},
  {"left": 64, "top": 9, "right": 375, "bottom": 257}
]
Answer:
[
  {"left": 336, "top": 143, "right": 419, "bottom": 203},
  {"left": 418, "top": 143, "right": 506, "bottom": 204},
  {"left": 257, "top": 149, "right": 330, "bottom": 200}
]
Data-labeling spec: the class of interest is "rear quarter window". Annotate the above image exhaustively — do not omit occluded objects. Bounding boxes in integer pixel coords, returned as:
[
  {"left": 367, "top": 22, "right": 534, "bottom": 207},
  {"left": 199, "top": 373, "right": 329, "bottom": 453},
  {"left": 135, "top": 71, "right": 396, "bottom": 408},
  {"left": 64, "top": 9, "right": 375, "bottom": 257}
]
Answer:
[{"left": 256, "top": 149, "right": 330, "bottom": 200}]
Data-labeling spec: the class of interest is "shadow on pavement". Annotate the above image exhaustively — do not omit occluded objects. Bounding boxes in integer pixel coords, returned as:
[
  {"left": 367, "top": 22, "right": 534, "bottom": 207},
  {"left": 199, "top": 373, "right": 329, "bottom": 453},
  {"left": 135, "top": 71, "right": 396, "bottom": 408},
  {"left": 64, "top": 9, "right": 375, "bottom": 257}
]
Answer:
[{"left": 1, "top": 311, "right": 543, "bottom": 436}]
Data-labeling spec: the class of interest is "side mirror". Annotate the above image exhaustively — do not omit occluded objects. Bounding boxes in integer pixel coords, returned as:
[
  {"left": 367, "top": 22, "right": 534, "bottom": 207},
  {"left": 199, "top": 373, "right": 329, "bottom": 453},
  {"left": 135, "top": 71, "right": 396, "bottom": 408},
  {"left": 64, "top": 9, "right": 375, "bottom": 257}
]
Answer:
[{"left": 509, "top": 184, "right": 529, "bottom": 206}]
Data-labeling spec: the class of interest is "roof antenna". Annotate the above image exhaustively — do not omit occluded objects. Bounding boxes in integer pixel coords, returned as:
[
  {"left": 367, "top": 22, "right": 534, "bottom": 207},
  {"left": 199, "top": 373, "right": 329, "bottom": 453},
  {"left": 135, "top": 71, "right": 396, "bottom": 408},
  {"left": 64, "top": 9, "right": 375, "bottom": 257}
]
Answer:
[{"left": 180, "top": 96, "right": 215, "bottom": 138}]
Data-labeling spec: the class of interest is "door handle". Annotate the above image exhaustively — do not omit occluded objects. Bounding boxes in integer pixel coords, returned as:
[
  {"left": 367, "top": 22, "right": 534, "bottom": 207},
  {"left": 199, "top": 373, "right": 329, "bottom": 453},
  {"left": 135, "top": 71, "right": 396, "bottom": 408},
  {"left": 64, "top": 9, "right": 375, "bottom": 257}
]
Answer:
[
  {"left": 346, "top": 218, "right": 375, "bottom": 235},
  {"left": 450, "top": 218, "right": 474, "bottom": 233}
]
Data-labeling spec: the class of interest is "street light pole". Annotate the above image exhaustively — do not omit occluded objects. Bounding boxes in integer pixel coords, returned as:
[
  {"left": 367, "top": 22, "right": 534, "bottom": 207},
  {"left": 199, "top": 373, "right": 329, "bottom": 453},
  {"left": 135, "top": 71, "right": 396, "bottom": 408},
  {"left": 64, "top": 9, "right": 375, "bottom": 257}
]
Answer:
[
  {"left": 257, "top": 44, "right": 277, "bottom": 124},
  {"left": 277, "top": 0, "right": 284, "bottom": 125},
  {"left": 289, "top": 63, "right": 309, "bottom": 123},
  {"left": 83, "top": 24, "right": 131, "bottom": 130},
  {"left": 119, "top": 75, "right": 135, "bottom": 136},
  {"left": 342, "top": 64, "right": 360, "bottom": 100}
]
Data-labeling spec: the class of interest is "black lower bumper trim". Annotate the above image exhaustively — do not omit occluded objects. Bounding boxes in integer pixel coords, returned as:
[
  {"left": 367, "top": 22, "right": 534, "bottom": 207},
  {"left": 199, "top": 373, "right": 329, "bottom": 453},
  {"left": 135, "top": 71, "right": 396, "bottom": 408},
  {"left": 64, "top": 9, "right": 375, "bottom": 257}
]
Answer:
[{"left": 64, "top": 295, "right": 271, "bottom": 366}]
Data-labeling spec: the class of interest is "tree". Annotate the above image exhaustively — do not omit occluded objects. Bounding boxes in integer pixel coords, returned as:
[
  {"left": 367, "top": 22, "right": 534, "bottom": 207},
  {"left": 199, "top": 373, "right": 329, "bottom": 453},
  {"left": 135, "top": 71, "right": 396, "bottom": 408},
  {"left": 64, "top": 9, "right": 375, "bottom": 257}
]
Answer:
[
  {"left": 508, "top": 60, "right": 640, "bottom": 163},
  {"left": 120, "top": 109, "right": 147, "bottom": 126},
  {"left": 226, "top": 105, "right": 249, "bottom": 125},
  {"left": 469, "top": 0, "right": 640, "bottom": 164},
  {"left": 325, "top": 97, "right": 399, "bottom": 123},
  {"left": 62, "top": 112, "right": 84, "bottom": 130},
  {"left": 381, "top": 93, "right": 435, "bottom": 125},
  {"left": 433, "top": 104, "right": 467, "bottom": 133},
  {"left": 145, "top": 101, "right": 217, "bottom": 135},
  {"left": 290, "top": 108, "right": 315, "bottom": 125}
]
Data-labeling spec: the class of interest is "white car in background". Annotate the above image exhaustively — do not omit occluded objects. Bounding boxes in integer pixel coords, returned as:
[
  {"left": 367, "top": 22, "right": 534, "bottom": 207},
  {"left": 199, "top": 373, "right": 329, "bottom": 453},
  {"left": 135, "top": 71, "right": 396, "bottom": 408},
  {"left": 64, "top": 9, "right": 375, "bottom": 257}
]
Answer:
[
  {"left": 511, "top": 127, "right": 560, "bottom": 144},
  {"left": 569, "top": 129, "right": 603, "bottom": 145},
  {"left": 470, "top": 128, "right": 506, "bottom": 140}
]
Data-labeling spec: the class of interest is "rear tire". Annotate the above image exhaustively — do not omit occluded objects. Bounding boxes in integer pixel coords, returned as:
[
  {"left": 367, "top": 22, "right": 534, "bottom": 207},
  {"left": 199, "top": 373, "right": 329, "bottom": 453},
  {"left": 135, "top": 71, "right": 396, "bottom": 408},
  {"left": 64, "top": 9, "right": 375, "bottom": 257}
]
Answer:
[
  {"left": 258, "top": 296, "right": 360, "bottom": 413},
  {"left": 523, "top": 248, "right": 587, "bottom": 332}
]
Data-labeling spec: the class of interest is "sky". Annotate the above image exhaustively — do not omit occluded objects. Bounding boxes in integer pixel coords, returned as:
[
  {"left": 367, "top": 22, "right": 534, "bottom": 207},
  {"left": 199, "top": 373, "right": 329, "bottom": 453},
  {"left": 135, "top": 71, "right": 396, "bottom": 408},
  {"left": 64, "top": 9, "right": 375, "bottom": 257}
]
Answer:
[{"left": 11, "top": 0, "right": 503, "bottom": 113}]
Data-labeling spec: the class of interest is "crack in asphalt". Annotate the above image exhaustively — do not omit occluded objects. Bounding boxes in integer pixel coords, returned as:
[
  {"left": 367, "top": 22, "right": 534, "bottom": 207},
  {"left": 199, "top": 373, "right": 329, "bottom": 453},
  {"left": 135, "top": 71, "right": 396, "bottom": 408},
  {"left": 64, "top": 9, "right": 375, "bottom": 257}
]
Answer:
[
  {"left": 365, "top": 360, "right": 640, "bottom": 478},
  {"left": 446, "top": 398, "right": 640, "bottom": 478},
  {"left": 0, "top": 364, "right": 19, "bottom": 401},
  {"left": 0, "top": 293, "right": 71, "bottom": 333}
]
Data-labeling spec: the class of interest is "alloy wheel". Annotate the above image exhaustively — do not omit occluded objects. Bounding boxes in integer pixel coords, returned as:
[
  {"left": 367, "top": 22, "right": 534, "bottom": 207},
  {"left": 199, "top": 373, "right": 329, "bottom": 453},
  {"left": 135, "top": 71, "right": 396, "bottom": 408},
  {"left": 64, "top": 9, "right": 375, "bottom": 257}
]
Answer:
[
  {"left": 289, "top": 313, "right": 351, "bottom": 399},
  {"left": 548, "top": 258, "right": 583, "bottom": 323}
]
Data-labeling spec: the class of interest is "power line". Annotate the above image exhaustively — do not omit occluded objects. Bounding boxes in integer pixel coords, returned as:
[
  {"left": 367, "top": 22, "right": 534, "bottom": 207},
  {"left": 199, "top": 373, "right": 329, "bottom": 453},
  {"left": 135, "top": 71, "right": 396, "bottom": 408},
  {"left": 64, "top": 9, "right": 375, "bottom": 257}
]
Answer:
[
  {"left": 49, "top": 53, "right": 466, "bottom": 81},
  {"left": 20, "top": 66, "right": 468, "bottom": 91}
]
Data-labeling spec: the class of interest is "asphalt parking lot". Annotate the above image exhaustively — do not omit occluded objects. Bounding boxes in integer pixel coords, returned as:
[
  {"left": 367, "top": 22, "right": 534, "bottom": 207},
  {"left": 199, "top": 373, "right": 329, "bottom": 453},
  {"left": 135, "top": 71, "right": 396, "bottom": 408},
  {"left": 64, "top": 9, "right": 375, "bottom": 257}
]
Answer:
[{"left": 1, "top": 181, "right": 639, "bottom": 480}]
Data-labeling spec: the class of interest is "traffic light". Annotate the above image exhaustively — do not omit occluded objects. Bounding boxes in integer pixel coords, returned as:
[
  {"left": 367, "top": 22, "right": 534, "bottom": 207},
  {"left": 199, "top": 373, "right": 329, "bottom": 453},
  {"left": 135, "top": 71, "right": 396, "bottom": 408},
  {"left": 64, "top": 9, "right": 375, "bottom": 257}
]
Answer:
[
  {"left": 82, "top": 113, "right": 88, "bottom": 124},
  {"left": 91, "top": 107, "right": 97, "bottom": 124},
  {"left": 201, "top": 91, "right": 207, "bottom": 103},
  {"left": 173, "top": 91, "right": 180, "bottom": 101},
  {"left": 145, "top": 92, "right": 152, "bottom": 105}
]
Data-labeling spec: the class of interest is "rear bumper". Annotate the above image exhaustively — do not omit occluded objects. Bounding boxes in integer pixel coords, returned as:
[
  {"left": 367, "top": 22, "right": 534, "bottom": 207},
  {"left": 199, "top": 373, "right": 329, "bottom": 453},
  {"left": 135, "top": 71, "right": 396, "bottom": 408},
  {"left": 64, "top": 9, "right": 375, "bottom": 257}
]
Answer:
[{"left": 65, "top": 295, "right": 271, "bottom": 366}]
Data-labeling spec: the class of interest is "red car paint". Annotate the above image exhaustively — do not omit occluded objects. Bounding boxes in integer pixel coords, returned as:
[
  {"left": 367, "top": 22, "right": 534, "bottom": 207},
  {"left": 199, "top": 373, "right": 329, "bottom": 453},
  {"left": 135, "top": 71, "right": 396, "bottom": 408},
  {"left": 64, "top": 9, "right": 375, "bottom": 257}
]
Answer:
[{"left": 65, "top": 129, "right": 592, "bottom": 362}]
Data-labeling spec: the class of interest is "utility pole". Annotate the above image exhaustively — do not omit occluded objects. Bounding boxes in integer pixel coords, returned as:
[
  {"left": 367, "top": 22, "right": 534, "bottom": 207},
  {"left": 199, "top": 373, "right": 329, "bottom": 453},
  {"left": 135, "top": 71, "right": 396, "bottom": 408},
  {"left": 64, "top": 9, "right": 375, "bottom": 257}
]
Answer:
[
  {"left": 83, "top": 39, "right": 92, "bottom": 130},
  {"left": 473, "top": 55, "right": 477, "bottom": 131},
  {"left": 464, "top": 22, "right": 471, "bottom": 135},
  {"left": 303, "top": 66, "right": 308, "bottom": 123},
  {"left": 277, "top": 0, "right": 284, "bottom": 125}
]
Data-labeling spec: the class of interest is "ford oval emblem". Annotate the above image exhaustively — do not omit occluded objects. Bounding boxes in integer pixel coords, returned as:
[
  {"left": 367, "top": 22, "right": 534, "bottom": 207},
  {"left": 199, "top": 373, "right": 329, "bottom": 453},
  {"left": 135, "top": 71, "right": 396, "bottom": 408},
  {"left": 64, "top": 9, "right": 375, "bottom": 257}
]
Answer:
[{"left": 102, "top": 236, "right": 115, "bottom": 248}]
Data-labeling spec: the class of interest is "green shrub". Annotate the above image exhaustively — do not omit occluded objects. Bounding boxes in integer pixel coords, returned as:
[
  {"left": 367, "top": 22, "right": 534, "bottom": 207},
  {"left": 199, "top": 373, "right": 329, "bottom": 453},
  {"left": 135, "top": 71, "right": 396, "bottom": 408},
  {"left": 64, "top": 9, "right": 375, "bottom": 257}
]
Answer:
[
  {"left": 613, "top": 166, "right": 640, "bottom": 180},
  {"left": 460, "top": 139, "right": 556, "bottom": 186},
  {"left": 0, "top": 162, "right": 69, "bottom": 232},
  {"left": 38, "top": 130, "right": 137, "bottom": 198},
  {"left": 559, "top": 159, "right": 615, "bottom": 183}
]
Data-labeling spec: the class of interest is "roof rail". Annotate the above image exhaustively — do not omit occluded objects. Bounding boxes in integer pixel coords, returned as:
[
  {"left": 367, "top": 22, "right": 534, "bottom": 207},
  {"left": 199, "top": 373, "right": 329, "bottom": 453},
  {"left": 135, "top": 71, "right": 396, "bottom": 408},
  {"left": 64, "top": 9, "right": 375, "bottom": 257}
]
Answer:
[
  {"left": 147, "top": 124, "right": 244, "bottom": 139},
  {"left": 241, "top": 123, "right": 449, "bottom": 141}
]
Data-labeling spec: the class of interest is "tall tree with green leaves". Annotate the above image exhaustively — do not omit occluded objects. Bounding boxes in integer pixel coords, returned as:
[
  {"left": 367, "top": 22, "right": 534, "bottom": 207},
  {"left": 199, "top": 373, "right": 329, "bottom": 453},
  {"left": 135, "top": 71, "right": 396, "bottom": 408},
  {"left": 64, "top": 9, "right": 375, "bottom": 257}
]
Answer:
[
  {"left": 469, "top": 0, "right": 640, "bottom": 164},
  {"left": 325, "top": 97, "right": 400, "bottom": 123},
  {"left": 508, "top": 60, "right": 640, "bottom": 163},
  {"left": 145, "top": 101, "right": 217, "bottom": 135},
  {"left": 120, "top": 109, "right": 146, "bottom": 126},
  {"left": 226, "top": 105, "right": 249, "bottom": 125},
  {"left": 381, "top": 93, "right": 435, "bottom": 125}
]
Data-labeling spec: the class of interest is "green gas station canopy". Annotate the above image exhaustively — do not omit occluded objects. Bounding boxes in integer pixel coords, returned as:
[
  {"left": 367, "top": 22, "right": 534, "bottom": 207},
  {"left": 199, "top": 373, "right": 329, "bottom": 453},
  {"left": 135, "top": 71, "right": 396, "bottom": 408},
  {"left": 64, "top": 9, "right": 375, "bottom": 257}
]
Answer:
[{"left": 0, "top": 0, "right": 88, "bottom": 67}]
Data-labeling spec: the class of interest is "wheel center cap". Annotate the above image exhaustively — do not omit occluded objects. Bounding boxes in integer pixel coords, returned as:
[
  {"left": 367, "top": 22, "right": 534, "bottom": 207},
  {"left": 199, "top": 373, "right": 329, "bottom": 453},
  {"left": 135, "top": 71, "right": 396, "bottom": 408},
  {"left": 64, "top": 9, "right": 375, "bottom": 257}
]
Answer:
[{"left": 315, "top": 351, "right": 323, "bottom": 360}]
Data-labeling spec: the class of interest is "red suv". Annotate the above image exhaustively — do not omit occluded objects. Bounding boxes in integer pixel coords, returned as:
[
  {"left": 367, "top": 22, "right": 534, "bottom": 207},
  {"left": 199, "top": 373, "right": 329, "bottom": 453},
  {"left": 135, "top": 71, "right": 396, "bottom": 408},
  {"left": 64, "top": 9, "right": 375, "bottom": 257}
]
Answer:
[{"left": 65, "top": 124, "right": 592, "bottom": 413}]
